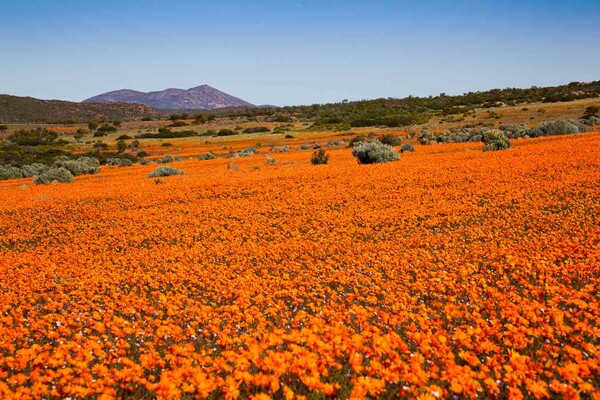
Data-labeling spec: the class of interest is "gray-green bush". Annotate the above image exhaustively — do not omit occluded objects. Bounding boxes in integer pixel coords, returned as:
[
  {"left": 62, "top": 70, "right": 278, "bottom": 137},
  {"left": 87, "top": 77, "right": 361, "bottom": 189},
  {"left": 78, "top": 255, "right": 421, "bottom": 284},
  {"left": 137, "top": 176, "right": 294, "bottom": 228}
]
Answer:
[
  {"left": 147, "top": 166, "right": 184, "bottom": 178},
  {"left": 582, "top": 116, "right": 600, "bottom": 126},
  {"left": 481, "top": 129, "right": 511, "bottom": 152},
  {"left": 400, "top": 143, "right": 415, "bottom": 153},
  {"left": 106, "top": 158, "right": 133, "bottom": 167},
  {"left": 0, "top": 165, "right": 24, "bottom": 180},
  {"left": 352, "top": 140, "right": 399, "bottom": 164},
  {"left": 156, "top": 154, "right": 182, "bottom": 164},
  {"left": 53, "top": 156, "right": 100, "bottom": 176},
  {"left": 33, "top": 167, "right": 74, "bottom": 184},
  {"left": 197, "top": 153, "right": 216, "bottom": 160},
  {"left": 379, "top": 134, "right": 402, "bottom": 146},
  {"left": 20, "top": 163, "right": 48, "bottom": 177},
  {"left": 538, "top": 120, "right": 587, "bottom": 136}
]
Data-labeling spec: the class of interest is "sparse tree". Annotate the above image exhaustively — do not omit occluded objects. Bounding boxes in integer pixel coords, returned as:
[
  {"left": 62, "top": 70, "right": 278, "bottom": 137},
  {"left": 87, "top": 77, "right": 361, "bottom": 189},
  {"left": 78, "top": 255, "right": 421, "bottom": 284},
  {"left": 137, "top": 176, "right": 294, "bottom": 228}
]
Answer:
[{"left": 117, "top": 140, "right": 127, "bottom": 153}]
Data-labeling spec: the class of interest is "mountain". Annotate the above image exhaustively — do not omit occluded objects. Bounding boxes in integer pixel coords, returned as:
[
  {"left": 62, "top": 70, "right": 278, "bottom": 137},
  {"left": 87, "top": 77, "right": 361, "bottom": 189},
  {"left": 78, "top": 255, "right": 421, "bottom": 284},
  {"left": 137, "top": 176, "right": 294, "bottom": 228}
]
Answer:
[
  {"left": 83, "top": 85, "right": 255, "bottom": 110},
  {"left": 0, "top": 94, "right": 161, "bottom": 123}
]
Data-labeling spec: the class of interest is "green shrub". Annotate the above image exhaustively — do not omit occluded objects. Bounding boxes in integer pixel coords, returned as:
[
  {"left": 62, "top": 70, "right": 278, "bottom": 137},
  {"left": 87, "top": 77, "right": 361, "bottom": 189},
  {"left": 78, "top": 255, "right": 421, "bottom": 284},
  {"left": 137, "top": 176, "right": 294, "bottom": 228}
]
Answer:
[
  {"left": 117, "top": 140, "right": 127, "bottom": 153},
  {"left": 481, "top": 130, "right": 511, "bottom": 152},
  {"left": 0, "top": 125, "right": 8, "bottom": 131},
  {"left": 197, "top": 153, "right": 216, "bottom": 160},
  {"left": 300, "top": 143, "right": 321, "bottom": 150},
  {"left": 9, "top": 128, "right": 58, "bottom": 146},
  {"left": 352, "top": 140, "right": 399, "bottom": 164},
  {"left": 156, "top": 154, "right": 182, "bottom": 164},
  {"left": 583, "top": 106, "right": 599, "bottom": 119},
  {"left": 169, "top": 113, "right": 189, "bottom": 121},
  {"left": 400, "top": 143, "right": 415, "bottom": 153},
  {"left": 74, "top": 128, "right": 87, "bottom": 139},
  {"left": 106, "top": 158, "right": 133, "bottom": 167},
  {"left": 168, "top": 121, "right": 188, "bottom": 127},
  {"left": 237, "top": 147, "right": 257, "bottom": 157},
  {"left": 310, "top": 149, "right": 329, "bottom": 165},
  {"left": 138, "top": 158, "right": 152, "bottom": 165},
  {"left": 379, "top": 134, "right": 402, "bottom": 146},
  {"left": 147, "top": 166, "right": 184, "bottom": 178},
  {"left": 33, "top": 167, "right": 74, "bottom": 184},
  {"left": 217, "top": 129, "right": 236, "bottom": 136},
  {"left": 139, "top": 129, "right": 198, "bottom": 139},
  {"left": 97, "top": 124, "right": 117, "bottom": 134},
  {"left": 117, "top": 134, "right": 132, "bottom": 140},
  {"left": 243, "top": 126, "right": 271, "bottom": 134},
  {"left": 0, "top": 165, "right": 24, "bottom": 180},
  {"left": 277, "top": 146, "right": 290, "bottom": 153},
  {"left": 93, "top": 141, "right": 108, "bottom": 150},
  {"left": 20, "top": 163, "right": 48, "bottom": 177},
  {"left": 161, "top": 143, "right": 173, "bottom": 147},
  {"left": 285, "top": 134, "right": 294, "bottom": 139},
  {"left": 350, "top": 115, "right": 420, "bottom": 127}
]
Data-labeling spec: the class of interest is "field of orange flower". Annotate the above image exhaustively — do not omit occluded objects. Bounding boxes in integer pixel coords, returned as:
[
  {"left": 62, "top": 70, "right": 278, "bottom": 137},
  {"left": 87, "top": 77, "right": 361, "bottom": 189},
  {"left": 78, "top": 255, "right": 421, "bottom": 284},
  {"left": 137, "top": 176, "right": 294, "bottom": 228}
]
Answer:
[{"left": 0, "top": 132, "right": 599, "bottom": 399}]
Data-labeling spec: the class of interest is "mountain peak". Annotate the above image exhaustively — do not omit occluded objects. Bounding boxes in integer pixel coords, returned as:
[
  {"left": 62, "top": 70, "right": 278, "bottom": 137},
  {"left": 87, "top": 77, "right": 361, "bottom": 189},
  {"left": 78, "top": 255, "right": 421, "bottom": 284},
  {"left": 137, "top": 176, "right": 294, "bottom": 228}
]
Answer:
[{"left": 83, "top": 85, "right": 254, "bottom": 110}]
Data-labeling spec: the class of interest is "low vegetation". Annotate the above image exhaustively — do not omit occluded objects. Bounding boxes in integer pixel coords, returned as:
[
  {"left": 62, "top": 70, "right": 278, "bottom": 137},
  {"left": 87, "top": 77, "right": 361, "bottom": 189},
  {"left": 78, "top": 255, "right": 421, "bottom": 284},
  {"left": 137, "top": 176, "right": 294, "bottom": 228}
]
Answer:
[
  {"left": 352, "top": 140, "right": 399, "bottom": 164},
  {"left": 197, "top": 152, "right": 216, "bottom": 161},
  {"left": 106, "top": 158, "right": 133, "bottom": 167},
  {"left": 156, "top": 154, "right": 182, "bottom": 164},
  {"left": 481, "top": 129, "right": 511, "bottom": 152},
  {"left": 242, "top": 126, "right": 271, "bottom": 134},
  {"left": 215, "top": 80, "right": 600, "bottom": 129},
  {"left": 310, "top": 148, "right": 329, "bottom": 165},
  {"left": 138, "top": 128, "right": 198, "bottom": 139},
  {"left": 9, "top": 128, "right": 59, "bottom": 146},
  {"left": 147, "top": 165, "right": 184, "bottom": 178},
  {"left": 33, "top": 166, "right": 74, "bottom": 184},
  {"left": 53, "top": 156, "right": 101, "bottom": 176}
]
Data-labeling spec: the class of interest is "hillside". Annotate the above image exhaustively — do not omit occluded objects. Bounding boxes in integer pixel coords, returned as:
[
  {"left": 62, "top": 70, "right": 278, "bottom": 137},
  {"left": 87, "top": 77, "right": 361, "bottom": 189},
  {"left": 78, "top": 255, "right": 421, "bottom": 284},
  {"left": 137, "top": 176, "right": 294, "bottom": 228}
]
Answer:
[
  {"left": 0, "top": 95, "right": 161, "bottom": 123},
  {"left": 213, "top": 80, "right": 600, "bottom": 128},
  {"left": 83, "top": 85, "right": 254, "bottom": 110}
]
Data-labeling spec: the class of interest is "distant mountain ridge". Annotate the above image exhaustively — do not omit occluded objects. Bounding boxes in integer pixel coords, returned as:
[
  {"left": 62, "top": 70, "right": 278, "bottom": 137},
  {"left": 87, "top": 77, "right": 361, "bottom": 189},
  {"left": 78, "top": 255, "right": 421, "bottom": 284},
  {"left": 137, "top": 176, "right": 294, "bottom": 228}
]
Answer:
[
  {"left": 0, "top": 94, "right": 160, "bottom": 123},
  {"left": 83, "top": 85, "right": 254, "bottom": 110}
]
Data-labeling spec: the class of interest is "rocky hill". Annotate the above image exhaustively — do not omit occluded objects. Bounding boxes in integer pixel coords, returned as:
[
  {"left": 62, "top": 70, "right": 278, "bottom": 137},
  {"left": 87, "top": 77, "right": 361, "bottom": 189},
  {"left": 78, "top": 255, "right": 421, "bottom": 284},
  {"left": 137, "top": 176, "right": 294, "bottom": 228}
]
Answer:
[
  {"left": 0, "top": 94, "right": 161, "bottom": 123},
  {"left": 83, "top": 85, "right": 254, "bottom": 110}
]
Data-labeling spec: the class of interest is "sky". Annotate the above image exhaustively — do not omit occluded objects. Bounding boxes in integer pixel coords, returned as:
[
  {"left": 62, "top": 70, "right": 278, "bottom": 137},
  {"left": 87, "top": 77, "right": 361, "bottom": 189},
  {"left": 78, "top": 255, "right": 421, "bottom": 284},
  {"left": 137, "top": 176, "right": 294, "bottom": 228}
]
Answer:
[{"left": 1, "top": 0, "right": 599, "bottom": 106}]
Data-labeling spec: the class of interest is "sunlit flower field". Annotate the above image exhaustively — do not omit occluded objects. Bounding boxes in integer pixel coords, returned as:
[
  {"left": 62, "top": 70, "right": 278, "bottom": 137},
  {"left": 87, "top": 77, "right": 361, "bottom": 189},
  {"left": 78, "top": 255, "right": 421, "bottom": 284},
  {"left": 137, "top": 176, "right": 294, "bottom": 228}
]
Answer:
[{"left": 1, "top": 132, "right": 599, "bottom": 399}]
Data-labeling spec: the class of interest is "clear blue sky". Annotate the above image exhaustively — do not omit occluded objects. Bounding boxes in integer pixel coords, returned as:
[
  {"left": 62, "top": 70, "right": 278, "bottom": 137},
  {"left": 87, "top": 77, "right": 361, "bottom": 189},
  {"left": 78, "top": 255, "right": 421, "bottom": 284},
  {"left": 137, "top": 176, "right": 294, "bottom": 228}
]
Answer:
[{"left": 1, "top": 0, "right": 599, "bottom": 106}]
